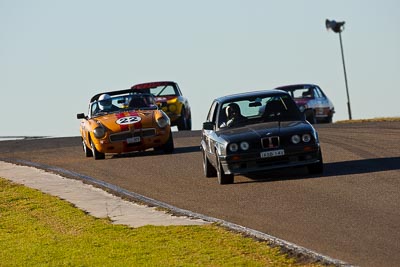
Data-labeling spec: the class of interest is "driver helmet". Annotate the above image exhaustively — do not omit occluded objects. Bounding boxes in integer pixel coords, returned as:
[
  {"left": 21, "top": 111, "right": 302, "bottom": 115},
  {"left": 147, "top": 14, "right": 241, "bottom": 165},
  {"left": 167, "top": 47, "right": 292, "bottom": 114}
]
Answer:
[{"left": 98, "top": 94, "right": 112, "bottom": 110}]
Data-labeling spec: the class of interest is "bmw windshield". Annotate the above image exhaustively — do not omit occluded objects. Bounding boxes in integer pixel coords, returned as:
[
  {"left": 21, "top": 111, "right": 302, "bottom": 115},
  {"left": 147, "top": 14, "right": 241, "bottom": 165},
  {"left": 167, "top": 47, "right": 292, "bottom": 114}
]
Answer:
[{"left": 217, "top": 94, "right": 302, "bottom": 129}]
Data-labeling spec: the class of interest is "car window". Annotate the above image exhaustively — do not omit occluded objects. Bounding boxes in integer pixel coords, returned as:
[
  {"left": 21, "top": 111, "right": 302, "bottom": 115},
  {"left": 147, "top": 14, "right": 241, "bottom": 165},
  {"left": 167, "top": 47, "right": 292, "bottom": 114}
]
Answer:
[
  {"left": 314, "top": 87, "right": 325, "bottom": 98},
  {"left": 219, "top": 94, "right": 302, "bottom": 128},
  {"left": 149, "top": 85, "right": 178, "bottom": 96},
  {"left": 207, "top": 101, "right": 218, "bottom": 122},
  {"left": 293, "top": 88, "right": 314, "bottom": 99},
  {"left": 311, "top": 87, "right": 319, "bottom": 98}
]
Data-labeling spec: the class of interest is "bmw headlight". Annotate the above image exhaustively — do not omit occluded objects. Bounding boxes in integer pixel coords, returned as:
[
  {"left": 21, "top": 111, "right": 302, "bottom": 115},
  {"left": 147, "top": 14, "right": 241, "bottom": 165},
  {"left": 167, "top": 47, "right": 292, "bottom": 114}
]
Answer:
[
  {"left": 93, "top": 126, "right": 106, "bottom": 139},
  {"left": 291, "top": 135, "right": 301, "bottom": 144},
  {"left": 156, "top": 111, "right": 170, "bottom": 128},
  {"left": 229, "top": 142, "right": 249, "bottom": 152},
  {"left": 302, "top": 134, "right": 311, "bottom": 143},
  {"left": 229, "top": 143, "right": 238, "bottom": 152},
  {"left": 240, "top": 141, "right": 249, "bottom": 151}
]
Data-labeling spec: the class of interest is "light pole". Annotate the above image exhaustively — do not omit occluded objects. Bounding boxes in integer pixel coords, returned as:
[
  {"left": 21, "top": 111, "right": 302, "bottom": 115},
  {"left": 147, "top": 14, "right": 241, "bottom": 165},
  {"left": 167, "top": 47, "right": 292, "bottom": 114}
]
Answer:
[{"left": 326, "top": 19, "right": 352, "bottom": 120}]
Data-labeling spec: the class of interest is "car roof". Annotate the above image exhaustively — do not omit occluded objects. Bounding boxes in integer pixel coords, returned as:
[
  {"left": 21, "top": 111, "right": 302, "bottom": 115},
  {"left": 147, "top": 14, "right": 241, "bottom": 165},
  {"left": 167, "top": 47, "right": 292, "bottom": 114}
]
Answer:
[
  {"left": 275, "top": 84, "right": 318, "bottom": 91},
  {"left": 214, "top": 89, "right": 290, "bottom": 103},
  {"left": 131, "top": 81, "right": 177, "bottom": 90}
]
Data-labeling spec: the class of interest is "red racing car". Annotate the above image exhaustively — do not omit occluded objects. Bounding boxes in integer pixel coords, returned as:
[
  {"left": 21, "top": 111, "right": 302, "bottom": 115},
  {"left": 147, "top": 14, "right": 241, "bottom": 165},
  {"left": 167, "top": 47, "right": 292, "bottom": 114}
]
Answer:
[{"left": 131, "top": 81, "right": 192, "bottom": 130}]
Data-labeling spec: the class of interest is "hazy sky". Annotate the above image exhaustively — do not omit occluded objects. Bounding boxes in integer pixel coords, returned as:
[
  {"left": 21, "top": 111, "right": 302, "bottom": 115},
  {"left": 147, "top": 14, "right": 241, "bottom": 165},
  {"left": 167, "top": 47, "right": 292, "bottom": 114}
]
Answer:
[{"left": 1, "top": 0, "right": 399, "bottom": 137}]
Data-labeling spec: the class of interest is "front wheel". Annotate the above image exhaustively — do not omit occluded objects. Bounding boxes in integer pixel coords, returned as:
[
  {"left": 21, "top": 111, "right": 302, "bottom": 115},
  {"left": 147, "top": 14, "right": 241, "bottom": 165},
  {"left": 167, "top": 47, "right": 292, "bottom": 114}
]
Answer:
[
  {"left": 82, "top": 138, "right": 93, "bottom": 157},
  {"left": 216, "top": 157, "right": 234, "bottom": 184},
  {"left": 307, "top": 150, "right": 323, "bottom": 174},
  {"left": 324, "top": 114, "right": 333, "bottom": 123},
  {"left": 161, "top": 130, "right": 174, "bottom": 154},
  {"left": 91, "top": 140, "right": 105, "bottom": 160},
  {"left": 305, "top": 109, "right": 316, "bottom": 124},
  {"left": 177, "top": 108, "right": 191, "bottom": 131}
]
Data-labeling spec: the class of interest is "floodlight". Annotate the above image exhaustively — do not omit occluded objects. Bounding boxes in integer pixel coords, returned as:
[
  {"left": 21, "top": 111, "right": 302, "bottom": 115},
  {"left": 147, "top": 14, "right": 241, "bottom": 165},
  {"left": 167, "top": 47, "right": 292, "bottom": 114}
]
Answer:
[
  {"left": 325, "top": 19, "right": 352, "bottom": 120},
  {"left": 326, "top": 19, "right": 345, "bottom": 33}
]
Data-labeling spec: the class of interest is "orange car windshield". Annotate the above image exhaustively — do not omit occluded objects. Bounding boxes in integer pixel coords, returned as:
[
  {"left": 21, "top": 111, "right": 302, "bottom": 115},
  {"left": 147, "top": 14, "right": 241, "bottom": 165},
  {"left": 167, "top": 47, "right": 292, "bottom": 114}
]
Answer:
[{"left": 90, "top": 94, "right": 157, "bottom": 117}]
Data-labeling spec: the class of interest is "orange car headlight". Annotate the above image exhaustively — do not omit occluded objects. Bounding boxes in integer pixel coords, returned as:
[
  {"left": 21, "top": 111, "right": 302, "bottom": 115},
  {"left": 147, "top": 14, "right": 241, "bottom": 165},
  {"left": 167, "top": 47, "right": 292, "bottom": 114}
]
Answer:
[
  {"left": 93, "top": 126, "right": 106, "bottom": 139},
  {"left": 156, "top": 111, "right": 170, "bottom": 128}
]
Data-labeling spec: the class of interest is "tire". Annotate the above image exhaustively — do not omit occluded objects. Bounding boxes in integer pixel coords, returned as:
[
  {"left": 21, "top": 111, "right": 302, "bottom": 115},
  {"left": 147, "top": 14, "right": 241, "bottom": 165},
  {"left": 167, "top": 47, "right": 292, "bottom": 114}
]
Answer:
[
  {"left": 162, "top": 130, "right": 174, "bottom": 154},
  {"left": 216, "top": 157, "right": 234, "bottom": 184},
  {"left": 203, "top": 150, "right": 217, "bottom": 177},
  {"left": 82, "top": 138, "right": 93, "bottom": 157},
  {"left": 307, "top": 150, "right": 323, "bottom": 174},
  {"left": 306, "top": 109, "right": 316, "bottom": 124},
  {"left": 91, "top": 140, "right": 105, "bottom": 160},
  {"left": 177, "top": 108, "right": 190, "bottom": 131},
  {"left": 325, "top": 114, "right": 333, "bottom": 123},
  {"left": 186, "top": 114, "right": 192, "bottom": 131}
]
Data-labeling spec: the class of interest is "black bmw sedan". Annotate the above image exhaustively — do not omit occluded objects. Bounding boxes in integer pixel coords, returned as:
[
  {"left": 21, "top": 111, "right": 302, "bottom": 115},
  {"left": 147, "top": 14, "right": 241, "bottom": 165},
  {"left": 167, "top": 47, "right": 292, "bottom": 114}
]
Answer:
[{"left": 201, "top": 89, "right": 323, "bottom": 184}]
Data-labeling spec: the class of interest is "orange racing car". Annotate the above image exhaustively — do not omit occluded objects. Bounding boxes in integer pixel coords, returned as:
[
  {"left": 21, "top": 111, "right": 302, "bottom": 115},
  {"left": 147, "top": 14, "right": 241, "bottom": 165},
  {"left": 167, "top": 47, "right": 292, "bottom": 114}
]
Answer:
[{"left": 77, "top": 89, "right": 174, "bottom": 160}]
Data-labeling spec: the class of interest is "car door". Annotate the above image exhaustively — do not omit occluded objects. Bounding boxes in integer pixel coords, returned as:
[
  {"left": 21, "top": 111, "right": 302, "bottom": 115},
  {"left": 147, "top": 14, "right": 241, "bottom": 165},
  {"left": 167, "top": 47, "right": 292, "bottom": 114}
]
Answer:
[{"left": 202, "top": 101, "right": 219, "bottom": 166}]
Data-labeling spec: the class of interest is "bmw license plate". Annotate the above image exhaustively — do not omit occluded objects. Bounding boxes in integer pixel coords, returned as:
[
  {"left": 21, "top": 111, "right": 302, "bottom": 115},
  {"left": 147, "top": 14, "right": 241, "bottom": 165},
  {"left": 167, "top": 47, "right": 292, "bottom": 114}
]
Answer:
[
  {"left": 260, "top": 149, "right": 285, "bottom": 158},
  {"left": 127, "top": 136, "right": 141, "bottom": 144}
]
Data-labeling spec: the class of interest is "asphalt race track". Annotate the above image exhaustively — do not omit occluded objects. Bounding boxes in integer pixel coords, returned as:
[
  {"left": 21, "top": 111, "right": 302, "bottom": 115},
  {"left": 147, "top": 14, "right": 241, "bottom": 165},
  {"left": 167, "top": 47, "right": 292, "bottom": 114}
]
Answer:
[{"left": 1, "top": 122, "right": 399, "bottom": 266}]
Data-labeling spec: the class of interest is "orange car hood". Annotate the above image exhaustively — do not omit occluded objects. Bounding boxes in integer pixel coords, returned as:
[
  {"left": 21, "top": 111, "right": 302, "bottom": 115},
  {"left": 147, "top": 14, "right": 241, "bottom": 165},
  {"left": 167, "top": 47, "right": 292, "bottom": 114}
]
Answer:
[{"left": 94, "top": 110, "right": 155, "bottom": 131}]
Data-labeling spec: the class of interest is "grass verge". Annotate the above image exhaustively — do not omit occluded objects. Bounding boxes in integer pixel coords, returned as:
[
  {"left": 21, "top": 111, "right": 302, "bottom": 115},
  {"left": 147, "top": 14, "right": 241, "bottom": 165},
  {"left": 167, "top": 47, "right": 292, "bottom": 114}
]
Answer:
[{"left": 0, "top": 178, "right": 321, "bottom": 266}]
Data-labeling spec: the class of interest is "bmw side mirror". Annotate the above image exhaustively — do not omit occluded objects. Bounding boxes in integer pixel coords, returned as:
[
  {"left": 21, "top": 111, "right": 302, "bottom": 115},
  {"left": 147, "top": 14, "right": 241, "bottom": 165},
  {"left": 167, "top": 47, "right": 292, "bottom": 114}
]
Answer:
[{"left": 203, "top": 121, "right": 215, "bottom": 130}]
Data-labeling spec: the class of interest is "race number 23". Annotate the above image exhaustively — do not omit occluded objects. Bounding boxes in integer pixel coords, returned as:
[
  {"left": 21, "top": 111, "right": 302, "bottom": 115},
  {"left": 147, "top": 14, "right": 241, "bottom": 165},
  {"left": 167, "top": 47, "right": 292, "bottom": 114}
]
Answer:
[{"left": 116, "top": 116, "right": 142, "bottom": 125}]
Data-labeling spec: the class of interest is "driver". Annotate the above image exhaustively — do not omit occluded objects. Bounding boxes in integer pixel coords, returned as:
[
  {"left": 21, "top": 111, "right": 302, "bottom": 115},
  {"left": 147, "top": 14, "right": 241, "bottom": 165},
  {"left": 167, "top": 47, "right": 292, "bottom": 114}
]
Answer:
[
  {"left": 98, "top": 94, "right": 119, "bottom": 112},
  {"left": 226, "top": 103, "right": 247, "bottom": 127}
]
